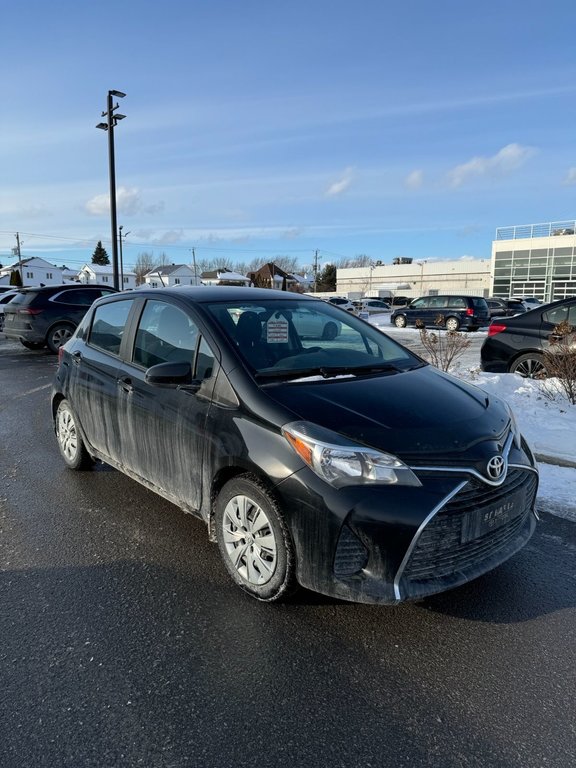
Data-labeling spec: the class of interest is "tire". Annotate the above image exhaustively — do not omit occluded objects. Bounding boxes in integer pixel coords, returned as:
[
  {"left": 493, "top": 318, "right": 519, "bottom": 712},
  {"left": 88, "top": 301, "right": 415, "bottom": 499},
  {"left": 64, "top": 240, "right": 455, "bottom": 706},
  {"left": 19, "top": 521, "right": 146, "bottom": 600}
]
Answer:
[
  {"left": 47, "top": 323, "right": 75, "bottom": 354},
  {"left": 215, "top": 475, "right": 297, "bottom": 601},
  {"left": 509, "top": 352, "right": 547, "bottom": 379},
  {"left": 445, "top": 317, "right": 460, "bottom": 331},
  {"left": 55, "top": 399, "right": 93, "bottom": 470},
  {"left": 322, "top": 321, "right": 338, "bottom": 340},
  {"left": 21, "top": 340, "right": 46, "bottom": 350},
  {"left": 394, "top": 315, "right": 407, "bottom": 328},
  {"left": 468, "top": 326, "right": 479, "bottom": 333}
]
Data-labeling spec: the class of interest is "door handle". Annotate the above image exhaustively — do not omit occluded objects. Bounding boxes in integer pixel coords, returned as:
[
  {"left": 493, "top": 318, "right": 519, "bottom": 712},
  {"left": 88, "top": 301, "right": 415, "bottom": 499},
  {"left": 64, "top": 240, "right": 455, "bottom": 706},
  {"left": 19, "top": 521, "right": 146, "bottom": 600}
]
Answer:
[{"left": 117, "top": 376, "right": 134, "bottom": 393}]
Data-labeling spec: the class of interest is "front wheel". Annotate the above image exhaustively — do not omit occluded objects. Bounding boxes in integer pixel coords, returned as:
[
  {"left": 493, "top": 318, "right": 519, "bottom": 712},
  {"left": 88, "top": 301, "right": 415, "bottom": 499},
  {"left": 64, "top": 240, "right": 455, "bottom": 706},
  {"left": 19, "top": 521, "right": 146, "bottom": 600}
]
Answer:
[
  {"left": 394, "top": 315, "right": 407, "bottom": 328},
  {"left": 445, "top": 317, "right": 461, "bottom": 331},
  {"left": 215, "top": 476, "right": 297, "bottom": 601},
  {"left": 55, "top": 400, "right": 93, "bottom": 470},
  {"left": 322, "top": 322, "right": 338, "bottom": 340},
  {"left": 509, "top": 352, "right": 547, "bottom": 379},
  {"left": 47, "top": 323, "right": 75, "bottom": 354}
]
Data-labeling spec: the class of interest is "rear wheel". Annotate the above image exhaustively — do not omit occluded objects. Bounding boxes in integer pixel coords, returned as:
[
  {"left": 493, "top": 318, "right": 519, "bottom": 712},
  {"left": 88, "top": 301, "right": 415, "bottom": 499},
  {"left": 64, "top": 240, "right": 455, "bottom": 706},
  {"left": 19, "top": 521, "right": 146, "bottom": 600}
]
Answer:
[
  {"left": 215, "top": 475, "right": 297, "bottom": 601},
  {"left": 47, "top": 323, "right": 75, "bottom": 354},
  {"left": 394, "top": 315, "right": 407, "bottom": 328},
  {"left": 55, "top": 400, "right": 93, "bottom": 470},
  {"left": 21, "top": 340, "right": 46, "bottom": 350},
  {"left": 509, "top": 352, "right": 547, "bottom": 379}
]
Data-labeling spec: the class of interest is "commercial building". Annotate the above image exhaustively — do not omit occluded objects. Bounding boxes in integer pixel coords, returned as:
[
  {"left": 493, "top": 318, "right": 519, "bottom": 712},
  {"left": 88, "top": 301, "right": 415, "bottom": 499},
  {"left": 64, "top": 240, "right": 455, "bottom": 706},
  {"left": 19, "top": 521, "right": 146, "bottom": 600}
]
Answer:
[
  {"left": 336, "top": 258, "right": 491, "bottom": 299},
  {"left": 491, "top": 220, "right": 576, "bottom": 303}
]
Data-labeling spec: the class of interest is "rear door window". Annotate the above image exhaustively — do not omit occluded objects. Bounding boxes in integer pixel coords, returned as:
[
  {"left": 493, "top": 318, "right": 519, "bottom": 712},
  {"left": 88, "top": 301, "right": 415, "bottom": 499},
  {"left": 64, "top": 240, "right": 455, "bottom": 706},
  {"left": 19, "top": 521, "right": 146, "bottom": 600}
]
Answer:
[
  {"left": 89, "top": 300, "right": 134, "bottom": 355},
  {"left": 52, "top": 289, "right": 103, "bottom": 306}
]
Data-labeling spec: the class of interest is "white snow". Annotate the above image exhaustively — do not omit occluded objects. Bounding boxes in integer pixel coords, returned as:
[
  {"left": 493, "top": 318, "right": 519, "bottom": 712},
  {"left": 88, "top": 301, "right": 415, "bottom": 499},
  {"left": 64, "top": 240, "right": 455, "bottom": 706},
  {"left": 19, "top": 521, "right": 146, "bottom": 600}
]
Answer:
[{"left": 370, "top": 315, "right": 576, "bottom": 521}]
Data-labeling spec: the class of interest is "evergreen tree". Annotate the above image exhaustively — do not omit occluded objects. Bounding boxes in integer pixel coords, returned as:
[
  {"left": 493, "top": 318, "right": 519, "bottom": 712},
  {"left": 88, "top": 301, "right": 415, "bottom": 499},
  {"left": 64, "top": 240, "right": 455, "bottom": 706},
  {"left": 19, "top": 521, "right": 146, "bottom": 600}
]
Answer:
[
  {"left": 317, "top": 263, "right": 337, "bottom": 292},
  {"left": 10, "top": 269, "right": 23, "bottom": 287},
  {"left": 91, "top": 241, "right": 110, "bottom": 266}
]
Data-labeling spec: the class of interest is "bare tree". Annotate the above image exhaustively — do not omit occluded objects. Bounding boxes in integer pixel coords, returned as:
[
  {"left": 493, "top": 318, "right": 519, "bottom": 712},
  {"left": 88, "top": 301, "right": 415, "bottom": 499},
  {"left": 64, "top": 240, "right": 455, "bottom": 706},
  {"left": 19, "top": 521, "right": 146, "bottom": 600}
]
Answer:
[{"left": 133, "top": 252, "right": 156, "bottom": 285}]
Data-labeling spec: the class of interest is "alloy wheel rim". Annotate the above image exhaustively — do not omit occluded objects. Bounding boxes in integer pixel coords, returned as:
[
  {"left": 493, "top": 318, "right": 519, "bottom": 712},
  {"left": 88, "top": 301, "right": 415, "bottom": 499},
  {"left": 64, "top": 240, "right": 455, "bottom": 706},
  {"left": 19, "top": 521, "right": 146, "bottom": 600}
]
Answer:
[
  {"left": 515, "top": 358, "right": 546, "bottom": 378},
  {"left": 53, "top": 328, "right": 72, "bottom": 348},
  {"left": 222, "top": 494, "right": 277, "bottom": 585},
  {"left": 57, "top": 406, "right": 78, "bottom": 461}
]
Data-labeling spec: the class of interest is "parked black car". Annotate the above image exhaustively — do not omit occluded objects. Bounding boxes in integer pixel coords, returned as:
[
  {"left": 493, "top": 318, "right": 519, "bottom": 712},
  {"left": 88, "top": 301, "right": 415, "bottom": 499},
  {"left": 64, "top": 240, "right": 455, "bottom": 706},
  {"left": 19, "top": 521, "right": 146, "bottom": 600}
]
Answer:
[
  {"left": 3, "top": 284, "right": 117, "bottom": 353},
  {"left": 486, "top": 297, "right": 527, "bottom": 319},
  {"left": 481, "top": 297, "right": 576, "bottom": 378},
  {"left": 391, "top": 295, "right": 489, "bottom": 331},
  {"left": 52, "top": 287, "right": 538, "bottom": 604}
]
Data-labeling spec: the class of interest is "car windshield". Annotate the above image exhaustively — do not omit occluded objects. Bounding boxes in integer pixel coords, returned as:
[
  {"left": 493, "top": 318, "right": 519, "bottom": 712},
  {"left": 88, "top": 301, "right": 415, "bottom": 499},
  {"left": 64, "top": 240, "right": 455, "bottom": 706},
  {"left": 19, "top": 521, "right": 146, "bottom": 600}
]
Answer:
[{"left": 204, "top": 297, "right": 422, "bottom": 379}]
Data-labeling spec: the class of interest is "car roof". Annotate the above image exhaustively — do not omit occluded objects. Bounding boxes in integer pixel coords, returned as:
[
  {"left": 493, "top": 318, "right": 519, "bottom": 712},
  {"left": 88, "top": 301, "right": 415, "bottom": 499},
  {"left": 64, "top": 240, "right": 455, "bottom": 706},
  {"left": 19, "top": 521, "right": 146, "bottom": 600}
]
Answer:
[
  {"left": 120, "top": 286, "right": 320, "bottom": 303},
  {"left": 17, "top": 284, "right": 115, "bottom": 294}
]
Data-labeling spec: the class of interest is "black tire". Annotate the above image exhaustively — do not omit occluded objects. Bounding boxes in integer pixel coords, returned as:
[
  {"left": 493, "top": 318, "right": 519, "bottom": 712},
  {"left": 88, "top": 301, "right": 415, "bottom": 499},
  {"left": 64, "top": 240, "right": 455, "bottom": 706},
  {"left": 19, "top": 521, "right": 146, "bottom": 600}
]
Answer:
[
  {"left": 322, "top": 321, "right": 338, "bottom": 340},
  {"left": 46, "top": 323, "right": 75, "bottom": 354},
  {"left": 467, "top": 326, "right": 479, "bottom": 333},
  {"left": 445, "top": 316, "right": 461, "bottom": 331},
  {"left": 54, "top": 399, "right": 93, "bottom": 470},
  {"left": 509, "top": 352, "right": 547, "bottom": 379},
  {"left": 394, "top": 315, "right": 407, "bottom": 328},
  {"left": 215, "top": 475, "right": 297, "bottom": 601},
  {"left": 21, "top": 340, "right": 46, "bottom": 350}
]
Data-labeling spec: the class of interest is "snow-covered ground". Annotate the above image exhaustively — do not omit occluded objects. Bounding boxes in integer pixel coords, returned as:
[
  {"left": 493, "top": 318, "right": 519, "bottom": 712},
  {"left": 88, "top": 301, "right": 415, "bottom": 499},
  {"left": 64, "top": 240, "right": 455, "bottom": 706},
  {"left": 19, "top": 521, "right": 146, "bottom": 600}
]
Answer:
[{"left": 371, "top": 316, "right": 576, "bottom": 523}]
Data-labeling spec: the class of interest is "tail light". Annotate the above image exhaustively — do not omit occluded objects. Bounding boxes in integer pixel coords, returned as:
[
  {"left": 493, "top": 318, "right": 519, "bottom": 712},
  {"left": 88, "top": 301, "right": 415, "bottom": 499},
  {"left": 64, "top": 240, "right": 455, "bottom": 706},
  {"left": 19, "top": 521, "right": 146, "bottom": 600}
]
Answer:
[
  {"left": 488, "top": 323, "right": 507, "bottom": 337},
  {"left": 466, "top": 308, "right": 474, "bottom": 316},
  {"left": 18, "top": 308, "right": 44, "bottom": 315}
]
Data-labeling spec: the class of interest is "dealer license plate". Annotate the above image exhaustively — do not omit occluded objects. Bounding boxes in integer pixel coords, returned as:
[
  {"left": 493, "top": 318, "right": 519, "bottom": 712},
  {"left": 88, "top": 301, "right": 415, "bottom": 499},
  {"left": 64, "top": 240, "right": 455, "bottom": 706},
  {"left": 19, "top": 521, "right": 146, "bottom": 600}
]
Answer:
[{"left": 461, "top": 488, "right": 526, "bottom": 543}]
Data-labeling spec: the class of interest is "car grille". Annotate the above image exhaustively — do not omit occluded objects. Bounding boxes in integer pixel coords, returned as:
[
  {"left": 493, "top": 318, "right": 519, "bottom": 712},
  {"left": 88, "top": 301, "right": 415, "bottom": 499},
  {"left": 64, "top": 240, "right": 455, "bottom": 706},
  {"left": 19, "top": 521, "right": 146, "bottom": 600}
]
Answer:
[{"left": 401, "top": 469, "right": 537, "bottom": 595}]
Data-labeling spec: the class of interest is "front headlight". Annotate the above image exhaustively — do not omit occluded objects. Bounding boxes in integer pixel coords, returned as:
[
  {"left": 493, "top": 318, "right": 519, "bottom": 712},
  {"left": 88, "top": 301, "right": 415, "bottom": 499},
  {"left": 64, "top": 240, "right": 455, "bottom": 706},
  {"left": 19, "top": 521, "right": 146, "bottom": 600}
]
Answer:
[{"left": 282, "top": 421, "right": 421, "bottom": 488}]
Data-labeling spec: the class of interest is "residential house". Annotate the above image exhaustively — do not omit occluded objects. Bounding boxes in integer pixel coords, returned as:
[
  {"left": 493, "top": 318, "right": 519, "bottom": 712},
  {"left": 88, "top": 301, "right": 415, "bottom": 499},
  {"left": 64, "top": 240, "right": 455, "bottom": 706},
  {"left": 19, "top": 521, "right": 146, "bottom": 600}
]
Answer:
[
  {"left": 78, "top": 263, "right": 137, "bottom": 290},
  {"left": 144, "top": 264, "right": 201, "bottom": 288},
  {"left": 200, "top": 267, "right": 252, "bottom": 286},
  {"left": 0, "top": 257, "right": 73, "bottom": 287},
  {"left": 247, "top": 262, "right": 311, "bottom": 291}
]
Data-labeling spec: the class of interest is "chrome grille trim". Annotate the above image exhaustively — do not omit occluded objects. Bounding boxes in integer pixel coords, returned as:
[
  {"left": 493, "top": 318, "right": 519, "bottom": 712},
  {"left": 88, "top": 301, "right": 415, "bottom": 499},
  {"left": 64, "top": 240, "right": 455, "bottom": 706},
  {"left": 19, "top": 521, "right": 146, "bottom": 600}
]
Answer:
[{"left": 393, "top": 480, "right": 468, "bottom": 601}]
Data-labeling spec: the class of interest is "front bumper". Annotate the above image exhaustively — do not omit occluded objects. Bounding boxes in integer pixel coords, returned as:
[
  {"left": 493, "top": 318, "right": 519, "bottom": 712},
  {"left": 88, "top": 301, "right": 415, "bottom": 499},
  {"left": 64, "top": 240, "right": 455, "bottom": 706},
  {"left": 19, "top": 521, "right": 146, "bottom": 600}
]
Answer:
[{"left": 278, "top": 458, "right": 538, "bottom": 605}]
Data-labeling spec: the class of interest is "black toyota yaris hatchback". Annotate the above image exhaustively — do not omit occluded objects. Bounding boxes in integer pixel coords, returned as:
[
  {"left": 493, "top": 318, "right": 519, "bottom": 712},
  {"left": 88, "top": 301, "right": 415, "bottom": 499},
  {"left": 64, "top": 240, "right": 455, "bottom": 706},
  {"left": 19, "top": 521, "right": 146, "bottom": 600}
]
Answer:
[{"left": 52, "top": 287, "right": 538, "bottom": 604}]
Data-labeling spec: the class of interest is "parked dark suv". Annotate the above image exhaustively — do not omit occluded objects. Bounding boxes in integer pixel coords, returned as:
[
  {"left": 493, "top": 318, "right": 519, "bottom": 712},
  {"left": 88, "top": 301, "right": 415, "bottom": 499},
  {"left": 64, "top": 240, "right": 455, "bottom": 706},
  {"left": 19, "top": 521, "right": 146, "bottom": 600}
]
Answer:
[
  {"left": 391, "top": 295, "right": 489, "bottom": 331},
  {"left": 3, "top": 284, "right": 117, "bottom": 353},
  {"left": 486, "top": 297, "right": 527, "bottom": 319}
]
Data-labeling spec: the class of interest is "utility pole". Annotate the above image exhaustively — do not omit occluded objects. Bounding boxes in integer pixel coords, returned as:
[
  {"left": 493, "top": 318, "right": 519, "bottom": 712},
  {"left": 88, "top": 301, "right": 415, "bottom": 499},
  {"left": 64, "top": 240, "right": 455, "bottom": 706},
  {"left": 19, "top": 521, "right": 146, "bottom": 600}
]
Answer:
[
  {"left": 14, "top": 232, "right": 23, "bottom": 286},
  {"left": 313, "top": 249, "right": 319, "bottom": 293},
  {"left": 191, "top": 247, "right": 198, "bottom": 285}
]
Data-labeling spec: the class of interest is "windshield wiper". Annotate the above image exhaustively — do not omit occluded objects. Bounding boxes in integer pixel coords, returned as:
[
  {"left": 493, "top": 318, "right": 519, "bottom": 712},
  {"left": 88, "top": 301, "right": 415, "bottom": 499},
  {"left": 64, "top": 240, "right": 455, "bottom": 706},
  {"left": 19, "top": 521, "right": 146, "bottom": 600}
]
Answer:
[{"left": 256, "top": 362, "right": 402, "bottom": 382}]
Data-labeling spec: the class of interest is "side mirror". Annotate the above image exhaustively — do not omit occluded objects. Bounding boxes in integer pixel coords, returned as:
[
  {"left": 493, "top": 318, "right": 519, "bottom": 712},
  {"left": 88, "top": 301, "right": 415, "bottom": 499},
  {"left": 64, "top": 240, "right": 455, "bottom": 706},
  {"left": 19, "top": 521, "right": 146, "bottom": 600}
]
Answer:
[{"left": 145, "top": 361, "right": 192, "bottom": 386}]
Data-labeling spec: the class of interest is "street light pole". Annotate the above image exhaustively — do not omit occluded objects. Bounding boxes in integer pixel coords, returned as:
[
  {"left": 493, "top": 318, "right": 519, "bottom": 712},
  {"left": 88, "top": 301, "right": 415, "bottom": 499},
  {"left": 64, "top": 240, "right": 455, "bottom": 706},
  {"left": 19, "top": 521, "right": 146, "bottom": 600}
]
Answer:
[
  {"left": 119, "top": 226, "right": 130, "bottom": 289},
  {"left": 96, "top": 90, "right": 126, "bottom": 291}
]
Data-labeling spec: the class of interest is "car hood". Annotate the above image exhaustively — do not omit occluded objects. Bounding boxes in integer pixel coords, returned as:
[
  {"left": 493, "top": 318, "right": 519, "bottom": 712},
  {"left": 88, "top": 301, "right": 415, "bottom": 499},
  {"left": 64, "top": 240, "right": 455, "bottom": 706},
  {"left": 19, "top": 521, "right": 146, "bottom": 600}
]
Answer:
[{"left": 267, "top": 365, "right": 510, "bottom": 459}]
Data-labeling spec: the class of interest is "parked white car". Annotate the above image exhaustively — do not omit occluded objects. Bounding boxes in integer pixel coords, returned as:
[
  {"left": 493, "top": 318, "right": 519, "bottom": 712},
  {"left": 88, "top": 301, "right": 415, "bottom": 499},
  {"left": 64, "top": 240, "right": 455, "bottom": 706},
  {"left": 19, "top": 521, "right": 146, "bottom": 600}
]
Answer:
[{"left": 0, "top": 290, "right": 20, "bottom": 332}]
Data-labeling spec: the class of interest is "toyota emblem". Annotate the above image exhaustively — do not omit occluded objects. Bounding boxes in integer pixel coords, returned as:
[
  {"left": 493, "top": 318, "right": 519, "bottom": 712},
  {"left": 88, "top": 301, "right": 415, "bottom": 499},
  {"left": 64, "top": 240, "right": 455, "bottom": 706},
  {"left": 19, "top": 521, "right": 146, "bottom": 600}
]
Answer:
[{"left": 487, "top": 455, "right": 505, "bottom": 481}]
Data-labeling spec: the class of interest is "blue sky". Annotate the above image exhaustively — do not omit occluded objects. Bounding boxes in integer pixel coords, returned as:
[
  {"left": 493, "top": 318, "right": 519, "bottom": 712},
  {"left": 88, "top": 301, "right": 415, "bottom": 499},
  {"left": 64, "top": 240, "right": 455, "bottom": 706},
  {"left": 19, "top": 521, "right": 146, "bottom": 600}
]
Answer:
[{"left": 1, "top": 0, "right": 576, "bottom": 274}]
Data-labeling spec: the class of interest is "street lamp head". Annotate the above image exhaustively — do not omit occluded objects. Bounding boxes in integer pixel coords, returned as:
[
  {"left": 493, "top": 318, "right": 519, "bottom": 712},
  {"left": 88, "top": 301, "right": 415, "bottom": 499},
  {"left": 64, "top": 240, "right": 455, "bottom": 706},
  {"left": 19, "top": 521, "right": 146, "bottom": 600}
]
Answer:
[
  {"left": 96, "top": 122, "right": 109, "bottom": 130},
  {"left": 114, "top": 114, "right": 126, "bottom": 121},
  {"left": 109, "top": 90, "right": 126, "bottom": 98}
]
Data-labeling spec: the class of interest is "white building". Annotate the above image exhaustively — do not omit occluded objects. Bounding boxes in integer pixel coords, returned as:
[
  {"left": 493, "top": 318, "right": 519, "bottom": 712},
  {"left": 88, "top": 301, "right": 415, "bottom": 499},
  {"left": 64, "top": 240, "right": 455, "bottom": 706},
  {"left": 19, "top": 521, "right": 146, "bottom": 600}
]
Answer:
[
  {"left": 336, "top": 259, "right": 491, "bottom": 299},
  {"left": 0, "top": 257, "right": 74, "bottom": 288},
  {"left": 144, "top": 264, "right": 201, "bottom": 288},
  {"left": 78, "top": 263, "right": 137, "bottom": 290},
  {"left": 492, "top": 220, "right": 576, "bottom": 303}
]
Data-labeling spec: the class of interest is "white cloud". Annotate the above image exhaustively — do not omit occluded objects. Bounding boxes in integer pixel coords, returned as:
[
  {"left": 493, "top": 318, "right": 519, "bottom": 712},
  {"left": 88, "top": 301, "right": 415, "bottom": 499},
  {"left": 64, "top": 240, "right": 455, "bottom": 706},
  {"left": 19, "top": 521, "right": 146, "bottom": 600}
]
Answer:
[
  {"left": 325, "top": 167, "right": 354, "bottom": 197},
  {"left": 563, "top": 167, "right": 576, "bottom": 185},
  {"left": 404, "top": 170, "right": 424, "bottom": 189},
  {"left": 84, "top": 187, "right": 163, "bottom": 217},
  {"left": 447, "top": 143, "right": 536, "bottom": 187}
]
